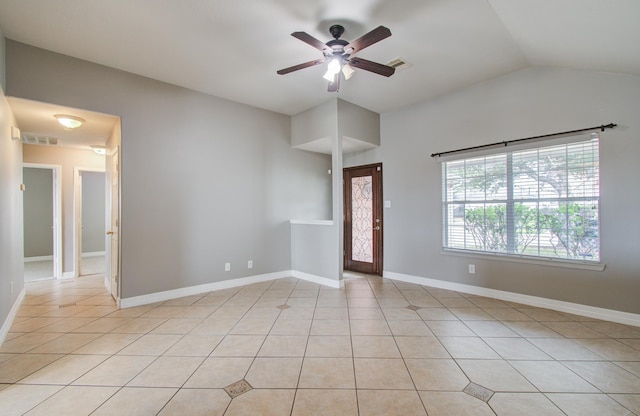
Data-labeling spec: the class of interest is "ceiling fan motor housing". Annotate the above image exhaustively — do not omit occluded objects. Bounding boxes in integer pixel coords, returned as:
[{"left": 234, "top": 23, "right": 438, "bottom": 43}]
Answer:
[
  {"left": 329, "top": 24, "right": 345, "bottom": 39},
  {"left": 326, "top": 25, "right": 349, "bottom": 57}
]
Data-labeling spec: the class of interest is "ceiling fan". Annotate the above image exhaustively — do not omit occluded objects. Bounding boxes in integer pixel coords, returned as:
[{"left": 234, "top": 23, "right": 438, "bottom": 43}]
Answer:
[{"left": 277, "top": 24, "right": 395, "bottom": 92}]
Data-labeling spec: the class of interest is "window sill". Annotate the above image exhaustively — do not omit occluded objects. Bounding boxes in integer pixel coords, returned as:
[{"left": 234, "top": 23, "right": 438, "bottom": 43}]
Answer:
[{"left": 441, "top": 248, "right": 606, "bottom": 271}]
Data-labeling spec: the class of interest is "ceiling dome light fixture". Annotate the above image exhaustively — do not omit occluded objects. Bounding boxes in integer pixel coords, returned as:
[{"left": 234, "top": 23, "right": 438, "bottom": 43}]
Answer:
[{"left": 54, "top": 114, "right": 85, "bottom": 129}]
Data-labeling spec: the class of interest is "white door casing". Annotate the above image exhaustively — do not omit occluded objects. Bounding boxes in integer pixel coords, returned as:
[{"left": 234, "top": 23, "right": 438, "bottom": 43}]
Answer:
[{"left": 108, "top": 148, "right": 120, "bottom": 300}]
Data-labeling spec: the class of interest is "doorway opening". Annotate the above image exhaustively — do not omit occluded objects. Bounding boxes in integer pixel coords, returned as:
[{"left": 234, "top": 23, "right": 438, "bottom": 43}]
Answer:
[
  {"left": 22, "top": 163, "right": 62, "bottom": 282},
  {"left": 74, "top": 168, "right": 107, "bottom": 277},
  {"left": 11, "top": 97, "right": 122, "bottom": 303},
  {"left": 343, "top": 163, "right": 383, "bottom": 275}
]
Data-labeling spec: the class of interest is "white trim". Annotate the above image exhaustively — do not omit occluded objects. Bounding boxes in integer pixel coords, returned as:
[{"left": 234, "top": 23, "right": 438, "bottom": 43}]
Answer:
[
  {"left": 104, "top": 274, "right": 111, "bottom": 293},
  {"left": 290, "top": 219, "right": 334, "bottom": 226},
  {"left": 62, "top": 272, "right": 75, "bottom": 280},
  {"left": 107, "top": 145, "right": 121, "bottom": 301},
  {"left": 441, "top": 249, "right": 606, "bottom": 271},
  {"left": 119, "top": 270, "right": 344, "bottom": 309},
  {"left": 384, "top": 270, "right": 640, "bottom": 327},
  {"left": 0, "top": 288, "right": 26, "bottom": 345},
  {"left": 120, "top": 271, "right": 293, "bottom": 308},
  {"left": 24, "top": 255, "right": 53, "bottom": 263},
  {"left": 82, "top": 251, "right": 106, "bottom": 258},
  {"left": 291, "top": 270, "right": 344, "bottom": 288}
]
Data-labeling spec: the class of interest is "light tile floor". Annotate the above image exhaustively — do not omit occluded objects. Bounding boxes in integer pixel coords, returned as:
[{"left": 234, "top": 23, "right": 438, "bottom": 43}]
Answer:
[
  {"left": 24, "top": 257, "right": 105, "bottom": 282},
  {"left": 1, "top": 274, "right": 639, "bottom": 415}
]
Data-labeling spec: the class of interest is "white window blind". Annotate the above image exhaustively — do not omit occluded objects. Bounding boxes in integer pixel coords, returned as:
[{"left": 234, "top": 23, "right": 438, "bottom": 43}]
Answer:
[{"left": 442, "top": 135, "right": 600, "bottom": 262}]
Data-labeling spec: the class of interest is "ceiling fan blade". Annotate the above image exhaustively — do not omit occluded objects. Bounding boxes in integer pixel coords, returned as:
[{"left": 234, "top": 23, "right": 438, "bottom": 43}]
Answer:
[
  {"left": 277, "top": 59, "right": 326, "bottom": 75},
  {"left": 291, "top": 31, "right": 332, "bottom": 55},
  {"left": 344, "top": 26, "right": 391, "bottom": 55},
  {"left": 349, "top": 57, "right": 395, "bottom": 77}
]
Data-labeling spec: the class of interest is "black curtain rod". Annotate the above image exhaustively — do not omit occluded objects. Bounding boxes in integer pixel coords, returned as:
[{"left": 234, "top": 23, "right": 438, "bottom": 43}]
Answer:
[{"left": 430, "top": 123, "right": 617, "bottom": 158}]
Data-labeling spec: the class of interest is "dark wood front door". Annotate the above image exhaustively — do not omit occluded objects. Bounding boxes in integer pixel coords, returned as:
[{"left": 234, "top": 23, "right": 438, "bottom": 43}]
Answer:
[{"left": 344, "top": 163, "right": 383, "bottom": 275}]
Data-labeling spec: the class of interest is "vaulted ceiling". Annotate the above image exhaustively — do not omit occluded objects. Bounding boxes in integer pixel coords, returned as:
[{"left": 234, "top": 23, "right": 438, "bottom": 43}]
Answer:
[{"left": 1, "top": 0, "right": 639, "bottom": 118}]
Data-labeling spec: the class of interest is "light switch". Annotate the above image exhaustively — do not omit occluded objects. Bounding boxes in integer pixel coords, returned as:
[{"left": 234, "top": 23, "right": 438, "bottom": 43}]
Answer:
[{"left": 385, "top": 200, "right": 391, "bottom": 208}]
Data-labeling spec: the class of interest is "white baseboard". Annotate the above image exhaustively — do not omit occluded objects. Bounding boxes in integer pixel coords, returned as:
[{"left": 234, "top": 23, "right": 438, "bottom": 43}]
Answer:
[
  {"left": 119, "top": 270, "right": 345, "bottom": 309},
  {"left": 24, "top": 255, "right": 53, "bottom": 263},
  {"left": 384, "top": 270, "right": 640, "bottom": 328},
  {"left": 82, "top": 251, "right": 105, "bottom": 258},
  {"left": 291, "top": 270, "right": 344, "bottom": 288},
  {"left": 120, "top": 271, "right": 293, "bottom": 308},
  {"left": 0, "top": 288, "right": 26, "bottom": 345},
  {"left": 62, "top": 272, "right": 75, "bottom": 279}
]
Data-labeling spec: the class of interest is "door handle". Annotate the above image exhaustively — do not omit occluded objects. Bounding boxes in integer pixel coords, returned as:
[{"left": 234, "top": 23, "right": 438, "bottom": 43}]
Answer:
[{"left": 106, "top": 231, "right": 115, "bottom": 235}]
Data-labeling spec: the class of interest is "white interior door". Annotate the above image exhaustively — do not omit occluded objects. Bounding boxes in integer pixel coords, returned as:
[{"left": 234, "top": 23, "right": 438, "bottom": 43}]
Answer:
[
  {"left": 108, "top": 149, "right": 120, "bottom": 299},
  {"left": 76, "top": 173, "right": 83, "bottom": 277},
  {"left": 52, "top": 167, "right": 62, "bottom": 280}
]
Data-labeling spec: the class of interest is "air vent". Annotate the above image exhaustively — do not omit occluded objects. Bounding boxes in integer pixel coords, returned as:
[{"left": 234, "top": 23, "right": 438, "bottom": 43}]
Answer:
[
  {"left": 23, "top": 134, "right": 61, "bottom": 147},
  {"left": 386, "top": 57, "right": 412, "bottom": 71}
]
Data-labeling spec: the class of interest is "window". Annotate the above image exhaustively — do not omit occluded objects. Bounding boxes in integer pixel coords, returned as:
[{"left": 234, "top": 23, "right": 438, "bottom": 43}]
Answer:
[{"left": 442, "top": 135, "right": 600, "bottom": 262}]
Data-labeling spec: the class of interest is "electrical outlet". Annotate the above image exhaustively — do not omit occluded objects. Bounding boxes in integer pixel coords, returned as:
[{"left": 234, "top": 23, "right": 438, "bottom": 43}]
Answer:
[
  {"left": 468, "top": 264, "right": 475, "bottom": 274},
  {"left": 225, "top": 263, "right": 231, "bottom": 271},
  {"left": 248, "top": 260, "right": 253, "bottom": 269}
]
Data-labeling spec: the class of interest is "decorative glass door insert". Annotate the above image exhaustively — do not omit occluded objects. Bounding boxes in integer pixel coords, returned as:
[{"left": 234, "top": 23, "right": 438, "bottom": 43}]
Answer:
[{"left": 351, "top": 176, "right": 373, "bottom": 263}]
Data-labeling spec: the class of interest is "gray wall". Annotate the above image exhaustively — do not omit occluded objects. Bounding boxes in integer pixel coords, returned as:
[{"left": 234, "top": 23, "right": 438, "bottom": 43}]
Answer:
[
  {"left": 346, "top": 66, "right": 640, "bottom": 315},
  {"left": 291, "top": 222, "right": 338, "bottom": 279},
  {"left": 337, "top": 99, "right": 380, "bottom": 145},
  {"left": 7, "top": 39, "right": 637, "bottom": 316},
  {"left": 292, "top": 99, "right": 337, "bottom": 146},
  {"left": 0, "top": 30, "right": 24, "bottom": 337},
  {"left": 7, "top": 40, "right": 331, "bottom": 299},
  {"left": 23, "top": 167, "right": 53, "bottom": 257},
  {"left": 81, "top": 171, "right": 105, "bottom": 253}
]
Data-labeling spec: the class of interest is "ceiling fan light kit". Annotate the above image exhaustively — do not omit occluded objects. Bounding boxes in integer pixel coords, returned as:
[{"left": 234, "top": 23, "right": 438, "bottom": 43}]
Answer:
[{"left": 277, "top": 24, "right": 395, "bottom": 92}]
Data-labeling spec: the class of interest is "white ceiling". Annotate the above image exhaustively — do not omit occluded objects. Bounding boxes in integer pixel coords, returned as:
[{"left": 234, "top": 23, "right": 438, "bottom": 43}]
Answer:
[{"left": 0, "top": 0, "right": 638, "bottom": 146}]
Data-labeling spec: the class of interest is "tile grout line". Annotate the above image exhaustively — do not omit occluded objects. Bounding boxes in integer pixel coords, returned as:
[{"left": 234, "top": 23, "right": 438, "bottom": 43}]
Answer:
[
  {"left": 386, "top": 277, "right": 444, "bottom": 415},
  {"left": 289, "top": 278, "right": 321, "bottom": 416}
]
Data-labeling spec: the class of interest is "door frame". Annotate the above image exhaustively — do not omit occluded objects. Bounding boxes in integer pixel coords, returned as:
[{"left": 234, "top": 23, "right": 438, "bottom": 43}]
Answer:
[
  {"left": 22, "top": 163, "right": 63, "bottom": 280},
  {"left": 73, "top": 166, "right": 106, "bottom": 278},
  {"left": 106, "top": 146, "right": 121, "bottom": 302},
  {"left": 343, "top": 163, "right": 383, "bottom": 275}
]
